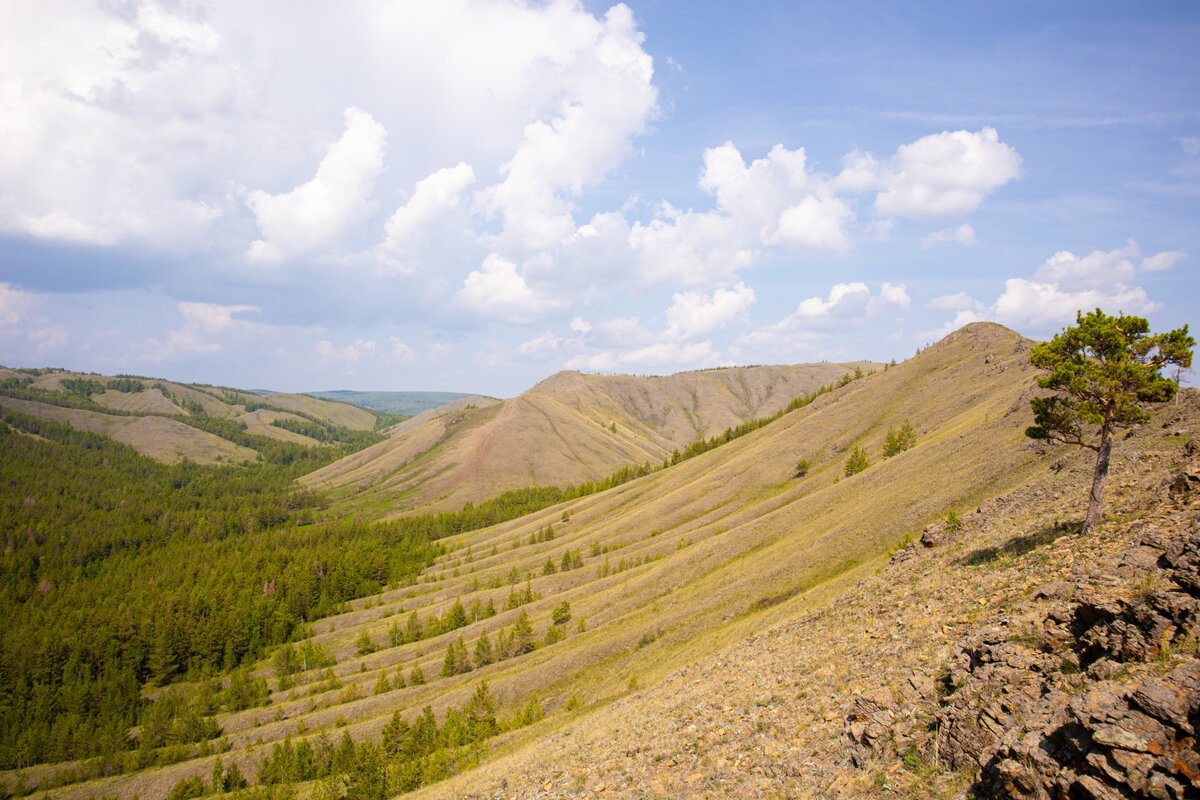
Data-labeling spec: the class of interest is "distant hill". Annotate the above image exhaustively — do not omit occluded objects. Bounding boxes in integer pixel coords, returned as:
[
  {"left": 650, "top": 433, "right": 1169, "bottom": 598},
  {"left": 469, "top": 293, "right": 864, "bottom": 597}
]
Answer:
[
  {"left": 0, "top": 367, "right": 382, "bottom": 465},
  {"left": 300, "top": 361, "right": 880, "bottom": 513},
  {"left": 304, "top": 390, "right": 483, "bottom": 416}
]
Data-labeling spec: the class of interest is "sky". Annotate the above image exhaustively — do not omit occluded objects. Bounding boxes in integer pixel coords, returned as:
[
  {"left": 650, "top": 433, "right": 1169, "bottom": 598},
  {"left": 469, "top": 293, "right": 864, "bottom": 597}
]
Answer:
[{"left": 0, "top": 1, "right": 1197, "bottom": 396}]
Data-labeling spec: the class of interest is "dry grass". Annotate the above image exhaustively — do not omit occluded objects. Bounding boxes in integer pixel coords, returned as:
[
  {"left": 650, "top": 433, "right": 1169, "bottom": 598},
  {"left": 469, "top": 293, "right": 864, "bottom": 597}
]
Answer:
[
  {"left": 0, "top": 395, "right": 257, "bottom": 464},
  {"left": 305, "top": 361, "right": 882, "bottom": 513}
]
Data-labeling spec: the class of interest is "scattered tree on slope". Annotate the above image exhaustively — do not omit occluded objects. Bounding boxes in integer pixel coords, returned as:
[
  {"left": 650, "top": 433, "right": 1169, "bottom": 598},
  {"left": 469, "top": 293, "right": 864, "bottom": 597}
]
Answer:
[{"left": 1026, "top": 309, "right": 1193, "bottom": 532}]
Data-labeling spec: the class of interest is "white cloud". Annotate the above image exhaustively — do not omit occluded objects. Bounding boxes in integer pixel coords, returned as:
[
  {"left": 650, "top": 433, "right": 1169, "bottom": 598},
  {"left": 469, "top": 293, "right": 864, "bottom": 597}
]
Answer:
[
  {"left": 1033, "top": 239, "right": 1141, "bottom": 290},
  {"left": 921, "top": 223, "right": 976, "bottom": 248},
  {"left": 665, "top": 282, "right": 756, "bottom": 339},
  {"left": 246, "top": 107, "right": 387, "bottom": 264},
  {"left": 0, "top": 283, "right": 36, "bottom": 327},
  {"left": 377, "top": 162, "right": 476, "bottom": 273},
  {"left": 1142, "top": 248, "right": 1186, "bottom": 272},
  {"left": 927, "top": 292, "right": 982, "bottom": 311},
  {"left": 457, "top": 253, "right": 562, "bottom": 323},
  {"left": 565, "top": 340, "right": 717, "bottom": 371},
  {"left": 992, "top": 279, "right": 1157, "bottom": 329},
  {"left": 878, "top": 282, "right": 911, "bottom": 309},
  {"left": 623, "top": 141, "right": 856, "bottom": 285},
  {"left": 736, "top": 281, "right": 907, "bottom": 359},
  {"left": 28, "top": 325, "right": 69, "bottom": 356},
  {"left": 136, "top": 301, "right": 263, "bottom": 363},
  {"left": 314, "top": 338, "right": 377, "bottom": 369},
  {"left": 1182, "top": 137, "right": 1200, "bottom": 156},
  {"left": 919, "top": 237, "right": 1177, "bottom": 338},
  {"left": 517, "top": 331, "right": 567, "bottom": 357},
  {"left": 872, "top": 127, "right": 1021, "bottom": 218},
  {"left": 795, "top": 282, "right": 871, "bottom": 319},
  {"left": 475, "top": 4, "right": 657, "bottom": 251},
  {"left": 389, "top": 337, "right": 416, "bottom": 363},
  {"left": 768, "top": 195, "right": 854, "bottom": 252},
  {"left": 178, "top": 301, "right": 260, "bottom": 332},
  {"left": 0, "top": 1, "right": 233, "bottom": 245},
  {"left": 915, "top": 309, "right": 988, "bottom": 344},
  {"left": 569, "top": 317, "right": 592, "bottom": 334}
]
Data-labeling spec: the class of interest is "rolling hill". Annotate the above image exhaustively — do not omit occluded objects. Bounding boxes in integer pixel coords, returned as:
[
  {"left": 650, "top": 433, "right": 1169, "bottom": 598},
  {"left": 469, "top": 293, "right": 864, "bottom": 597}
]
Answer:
[
  {"left": 300, "top": 361, "right": 878, "bottom": 514},
  {"left": 0, "top": 367, "right": 381, "bottom": 465}
]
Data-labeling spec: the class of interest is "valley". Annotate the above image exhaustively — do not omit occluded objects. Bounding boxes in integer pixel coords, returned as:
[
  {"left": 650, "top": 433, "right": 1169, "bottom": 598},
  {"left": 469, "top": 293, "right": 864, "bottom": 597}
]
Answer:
[{"left": 2, "top": 323, "right": 1197, "bottom": 800}]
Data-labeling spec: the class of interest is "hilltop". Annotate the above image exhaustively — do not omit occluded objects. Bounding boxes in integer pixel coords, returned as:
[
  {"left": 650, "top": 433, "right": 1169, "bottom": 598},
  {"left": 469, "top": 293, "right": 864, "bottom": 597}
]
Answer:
[
  {"left": 0, "top": 366, "right": 382, "bottom": 465},
  {"left": 301, "top": 360, "right": 877, "bottom": 513}
]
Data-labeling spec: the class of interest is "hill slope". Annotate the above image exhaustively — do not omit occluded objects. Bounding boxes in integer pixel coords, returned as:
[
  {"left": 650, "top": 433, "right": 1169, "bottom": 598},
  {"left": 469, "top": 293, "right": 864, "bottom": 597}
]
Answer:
[
  {"left": 300, "top": 361, "right": 877, "bottom": 513},
  {"left": 15, "top": 322, "right": 1171, "bottom": 800},
  {"left": 0, "top": 367, "right": 379, "bottom": 464}
]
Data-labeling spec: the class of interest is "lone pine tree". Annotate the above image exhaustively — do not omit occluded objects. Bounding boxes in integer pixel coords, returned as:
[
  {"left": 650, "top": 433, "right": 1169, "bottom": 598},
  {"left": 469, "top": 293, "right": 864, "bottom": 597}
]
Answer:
[{"left": 1026, "top": 309, "right": 1193, "bottom": 532}]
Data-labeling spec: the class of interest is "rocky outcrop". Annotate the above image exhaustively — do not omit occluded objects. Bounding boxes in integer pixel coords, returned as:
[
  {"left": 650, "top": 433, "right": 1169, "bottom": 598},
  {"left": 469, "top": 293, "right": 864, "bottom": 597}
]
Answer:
[{"left": 935, "top": 526, "right": 1200, "bottom": 798}]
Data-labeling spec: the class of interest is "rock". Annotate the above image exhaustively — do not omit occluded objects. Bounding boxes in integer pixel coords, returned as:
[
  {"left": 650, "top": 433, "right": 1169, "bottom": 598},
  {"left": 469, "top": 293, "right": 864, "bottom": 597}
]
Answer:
[
  {"left": 920, "top": 523, "right": 945, "bottom": 548},
  {"left": 931, "top": 519, "right": 1200, "bottom": 799}
]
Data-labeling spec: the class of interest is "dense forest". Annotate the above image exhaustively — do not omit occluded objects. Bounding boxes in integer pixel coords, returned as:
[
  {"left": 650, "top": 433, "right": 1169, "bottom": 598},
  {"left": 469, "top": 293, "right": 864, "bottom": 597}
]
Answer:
[{"left": 0, "top": 409, "right": 443, "bottom": 771}]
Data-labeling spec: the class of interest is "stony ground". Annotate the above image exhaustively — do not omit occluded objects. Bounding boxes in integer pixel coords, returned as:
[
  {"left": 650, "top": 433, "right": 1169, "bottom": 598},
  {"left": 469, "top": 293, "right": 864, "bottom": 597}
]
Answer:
[{"left": 417, "top": 408, "right": 1200, "bottom": 800}]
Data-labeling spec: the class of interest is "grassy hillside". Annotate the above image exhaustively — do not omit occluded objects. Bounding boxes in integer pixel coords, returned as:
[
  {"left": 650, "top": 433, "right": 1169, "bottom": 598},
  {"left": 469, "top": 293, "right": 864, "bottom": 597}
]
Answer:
[
  {"left": 3, "top": 322, "right": 1145, "bottom": 800},
  {"left": 0, "top": 367, "right": 383, "bottom": 465},
  {"left": 305, "top": 391, "right": 484, "bottom": 417},
  {"left": 301, "top": 361, "right": 879, "bottom": 514}
]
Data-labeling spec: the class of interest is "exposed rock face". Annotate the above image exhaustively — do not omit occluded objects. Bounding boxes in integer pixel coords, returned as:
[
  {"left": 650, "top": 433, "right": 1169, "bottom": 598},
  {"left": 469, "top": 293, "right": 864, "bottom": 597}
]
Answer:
[
  {"left": 936, "top": 527, "right": 1200, "bottom": 798},
  {"left": 1170, "top": 440, "right": 1200, "bottom": 501}
]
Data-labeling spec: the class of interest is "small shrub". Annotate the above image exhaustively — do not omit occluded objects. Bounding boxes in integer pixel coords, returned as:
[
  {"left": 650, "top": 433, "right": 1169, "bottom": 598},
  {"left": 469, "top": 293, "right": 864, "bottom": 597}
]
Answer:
[
  {"left": 793, "top": 459, "right": 811, "bottom": 478},
  {"left": 945, "top": 509, "right": 963, "bottom": 533}
]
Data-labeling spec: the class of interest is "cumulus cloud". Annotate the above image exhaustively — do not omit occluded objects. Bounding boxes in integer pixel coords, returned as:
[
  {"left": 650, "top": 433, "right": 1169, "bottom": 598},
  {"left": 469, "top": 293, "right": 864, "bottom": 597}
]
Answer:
[
  {"left": 919, "top": 238, "right": 1176, "bottom": 339},
  {"left": 136, "top": 301, "right": 263, "bottom": 363},
  {"left": 246, "top": 108, "right": 387, "bottom": 264},
  {"left": 314, "top": 338, "right": 377, "bottom": 369},
  {"left": 377, "top": 162, "right": 476, "bottom": 273},
  {"left": 1142, "top": 248, "right": 1186, "bottom": 272},
  {"left": 389, "top": 337, "right": 416, "bottom": 363},
  {"left": 0, "top": 283, "right": 36, "bottom": 327},
  {"left": 665, "top": 282, "right": 756, "bottom": 339},
  {"left": 457, "top": 253, "right": 562, "bottom": 323},
  {"left": 921, "top": 223, "right": 976, "bottom": 248},
  {"left": 622, "top": 141, "right": 856, "bottom": 285},
  {"left": 0, "top": 1, "right": 233, "bottom": 245},
  {"left": 927, "top": 292, "right": 983, "bottom": 311},
  {"left": 734, "top": 281, "right": 908, "bottom": 360},
  {"left": 475, "top": 3, "right": 657, "bottom": 251},
  {"left": 872, "top": 127, "right": 1021, "bottom": 218},
  {"left": 565, "top": 340, "right": 717, "bottom": 371},
  {"left": 992, "top": 279, "right": 1157, "bottom": 329}
]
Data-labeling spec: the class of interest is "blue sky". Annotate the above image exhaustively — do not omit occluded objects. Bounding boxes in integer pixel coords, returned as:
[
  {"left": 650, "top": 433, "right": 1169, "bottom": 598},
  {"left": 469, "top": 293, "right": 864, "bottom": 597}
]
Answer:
[{"left": 1, "top": 1, "right": 1197, "bottom": 395}]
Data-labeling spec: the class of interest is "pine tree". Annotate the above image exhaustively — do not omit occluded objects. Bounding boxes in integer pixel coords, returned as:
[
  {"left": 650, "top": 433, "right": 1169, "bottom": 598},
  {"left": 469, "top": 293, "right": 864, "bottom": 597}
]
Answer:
[
  {"left": 473, "top": 631, "right": 494, "bottom": 668},
  {"left": 1027, "top": 310, "right": 1193, "bottom": 532},
  {"left": 843, "top": 445, "right": 869, "bottom": 476},
  {"left": 511, "top": 611, "right": 535, "bottom": 655}
]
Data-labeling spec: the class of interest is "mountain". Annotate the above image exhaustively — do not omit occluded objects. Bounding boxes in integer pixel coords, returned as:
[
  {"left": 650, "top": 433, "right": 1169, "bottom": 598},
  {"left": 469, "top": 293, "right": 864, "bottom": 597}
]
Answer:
[
  {"left": 0, "top": 366, "right": 379, "bottom": 464},
  {"left": 304, "top": 390, "right": 485, "bottom": 417},
  {"left": 6, "top": 323, "right": 1196, "bottom": 800},
  {"left": 300, "top": 361, "right": 878, "bottom": 513}
]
